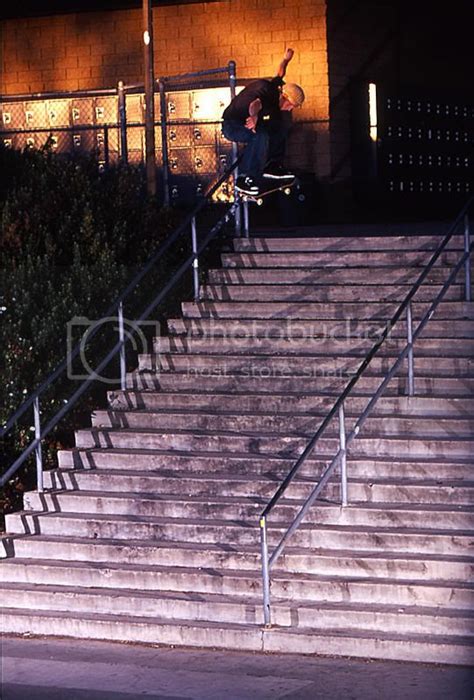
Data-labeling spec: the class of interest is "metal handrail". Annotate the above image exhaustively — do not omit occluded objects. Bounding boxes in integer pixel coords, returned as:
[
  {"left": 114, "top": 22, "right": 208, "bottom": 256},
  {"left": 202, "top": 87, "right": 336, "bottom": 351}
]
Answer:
[
  {"left": 0, "top": 159, "right": 241, "bottom": 488},
  {"left": 259, "top": 195, "right": 474, "bottom": 625}
]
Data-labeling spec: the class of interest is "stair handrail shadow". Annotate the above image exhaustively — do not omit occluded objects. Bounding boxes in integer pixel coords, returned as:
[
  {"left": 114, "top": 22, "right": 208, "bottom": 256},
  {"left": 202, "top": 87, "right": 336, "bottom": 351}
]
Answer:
[
  {"left": 258, "top": 195, "right": 474, "bottom": 626},
  {"left": 0, "top": 159, "right": 241, "bottom": 490}
]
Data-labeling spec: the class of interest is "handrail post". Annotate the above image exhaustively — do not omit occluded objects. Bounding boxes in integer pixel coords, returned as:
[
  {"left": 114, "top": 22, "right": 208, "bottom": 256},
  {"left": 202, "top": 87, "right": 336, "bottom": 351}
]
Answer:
[
  {"left": 338, "top": 402, "right": 347, "bottom": 506},
  {"left": 118, "top": 301, "right": 126, "bottom": 391},
  {"left": 191, "top": 215, "right": 200, "bottom": 301},
  {"left": 103, "top": 124, "right": 109, "bottom": 168},
  {"left": 33, "top": 397, "right": 44, "bottom": 493},
  {"left": 228, "top": 60, "right": 241, "bottom": 237},
  {"left": 243, "top": 198, "right": 249, "bottom": 238},
  {"left": 158, "top": 80, "right": 170, "bottom": 207},
  {"left": 117, "top": 80, "right": 128, "bottom": 164},
  {"left": 260, "top": 516, "right": 272, "bottom": 627},
  {"left": 464, "top": 213, "right": 471, "bottom": 302},
  {"left": 406, "top": 300, "right": 415, "bottom": 396}
]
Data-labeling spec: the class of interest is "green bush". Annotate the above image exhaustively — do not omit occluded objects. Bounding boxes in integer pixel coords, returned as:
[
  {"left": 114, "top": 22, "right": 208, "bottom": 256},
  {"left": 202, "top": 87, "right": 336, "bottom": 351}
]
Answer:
[{"left": 0, "top": 143, "right": 185, "bottom": 518}]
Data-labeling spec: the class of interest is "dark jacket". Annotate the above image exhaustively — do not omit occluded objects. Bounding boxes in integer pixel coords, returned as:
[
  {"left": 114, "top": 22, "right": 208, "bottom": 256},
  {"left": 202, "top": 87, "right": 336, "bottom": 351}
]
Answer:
[{"left": 222, "top": 77, "right": 284, "bottom": 126}]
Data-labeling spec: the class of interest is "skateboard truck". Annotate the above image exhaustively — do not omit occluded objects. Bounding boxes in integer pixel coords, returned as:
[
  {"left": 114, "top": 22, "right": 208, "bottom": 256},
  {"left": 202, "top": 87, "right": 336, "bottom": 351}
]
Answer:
[
  {"left": 241, "top": 185, "right": 293, "bottom": 206},
  {"left": 236, "top": 179, "right": 297, "bottom": 237}
]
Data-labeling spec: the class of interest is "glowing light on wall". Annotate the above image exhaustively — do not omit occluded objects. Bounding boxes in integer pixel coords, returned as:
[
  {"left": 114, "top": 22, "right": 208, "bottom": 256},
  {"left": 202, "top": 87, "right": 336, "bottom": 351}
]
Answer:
[{"left": 369, "top": 82, "right": 377, "bottom": 142}]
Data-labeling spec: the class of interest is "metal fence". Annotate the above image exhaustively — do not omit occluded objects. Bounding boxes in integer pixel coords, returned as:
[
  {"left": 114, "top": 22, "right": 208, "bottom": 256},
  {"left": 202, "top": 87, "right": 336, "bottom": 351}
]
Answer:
[{"left": 0, "top": 64, "right": 239, "bottom": 206}]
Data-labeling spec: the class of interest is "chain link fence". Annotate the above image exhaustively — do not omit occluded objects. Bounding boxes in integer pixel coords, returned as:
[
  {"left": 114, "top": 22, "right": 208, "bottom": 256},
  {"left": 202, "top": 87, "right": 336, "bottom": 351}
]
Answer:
[{"left": 0, "top": 65, "right": 239, "bottom": 205}]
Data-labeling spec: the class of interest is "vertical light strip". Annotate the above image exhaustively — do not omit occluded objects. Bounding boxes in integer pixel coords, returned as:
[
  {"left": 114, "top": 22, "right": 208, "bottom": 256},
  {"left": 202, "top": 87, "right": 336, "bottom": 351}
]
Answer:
[{"left": 369, "top": 82, "right": 377, "bottom": 142}]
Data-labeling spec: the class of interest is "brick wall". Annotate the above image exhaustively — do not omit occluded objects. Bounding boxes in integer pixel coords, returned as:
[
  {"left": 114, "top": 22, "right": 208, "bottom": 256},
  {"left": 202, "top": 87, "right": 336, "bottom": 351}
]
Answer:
[{"left": 0, "top": 0, "right": 331, "bottom": 179}]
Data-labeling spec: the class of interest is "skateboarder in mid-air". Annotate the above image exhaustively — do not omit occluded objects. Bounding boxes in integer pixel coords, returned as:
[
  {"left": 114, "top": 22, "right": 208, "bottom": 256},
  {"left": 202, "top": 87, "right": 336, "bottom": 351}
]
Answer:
[{"left": 222, "top": 48, "right": 305, "bottom": 196}]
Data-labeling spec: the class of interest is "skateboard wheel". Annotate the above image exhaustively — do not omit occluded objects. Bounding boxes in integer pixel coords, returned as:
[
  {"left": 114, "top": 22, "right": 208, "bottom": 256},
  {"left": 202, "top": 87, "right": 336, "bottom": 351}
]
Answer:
[
  {"left": 257, "top": 198, "right": 263, "bottom": 206},
  {"left": 284, "top": 187, "right": 291, "bottom": 195}
]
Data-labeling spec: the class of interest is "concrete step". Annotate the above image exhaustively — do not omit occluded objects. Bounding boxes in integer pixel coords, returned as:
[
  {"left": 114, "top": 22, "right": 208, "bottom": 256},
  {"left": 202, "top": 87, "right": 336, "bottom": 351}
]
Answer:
[
  {"left": 208, "top": 266, "right": 465, "bottom": 285},
  {"left": 42, "top": 470, "right": 474, "bottom": 507},
  {"left": 141, "top": 352, "right": 474, "bottom": 377},
  {"left": 3, "top": 607, "right": 473, "bottom": 665},
  {"left": 155, "top": 335, "right": 474, "bottom": 357},
  {"left": 6, "top": 511, "right": 472, "bottom": 554},
  {"left": 107, "top": 391, "right": 474, "bottom": 419},
  {"left": 73, "top": 427, "right": 474, "bottom": 459},
  {"left": 232, "top": 235, "right": 465, "bottom": 253},
  {"left": 180, "top": 300, "right": 473, "bottom": 321},
  {"left": 127, "top": 370, "right": 474, "bottom": 397},
  {"left": 220, "top": 251, "right": 465, "bottom": 269},
  {"left": 91, "top": 408, "right": 474, "bottom": 441},
  {"left": 16, "top": 490, "right": 474, "bottom": 530},
  {"left": 166, "top": 316, "right": 474, "bottom": 339},
  {"left": 57, "top": 448, "right": 474, "bottom": 482},
  {"left": 201, "top": 283, "right": 464, "bottom": 303},
  {"left": 2, "top": 582, "right": 473, "bottom": 637},
  {"left": 1, "top": 558, "right": 472, "bottom": 611},
  {"left": 6, "top": 536, "right": 472, "bottom": 583}
]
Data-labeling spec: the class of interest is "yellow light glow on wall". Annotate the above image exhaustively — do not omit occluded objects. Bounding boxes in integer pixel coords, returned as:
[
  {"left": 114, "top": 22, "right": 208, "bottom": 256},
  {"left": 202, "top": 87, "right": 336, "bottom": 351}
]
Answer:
[{"left": 369, "top": 82, "right": 377, "bottom": 142}]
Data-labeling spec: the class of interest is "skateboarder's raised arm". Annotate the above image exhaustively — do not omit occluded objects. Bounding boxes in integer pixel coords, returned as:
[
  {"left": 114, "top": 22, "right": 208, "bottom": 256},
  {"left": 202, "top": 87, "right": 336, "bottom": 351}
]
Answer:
[
  {"left": 276, "top": 48, "right": 294, "bottom": 78},
  {"left": 245, "top": 98, "right": 262, "bottom": 132}
]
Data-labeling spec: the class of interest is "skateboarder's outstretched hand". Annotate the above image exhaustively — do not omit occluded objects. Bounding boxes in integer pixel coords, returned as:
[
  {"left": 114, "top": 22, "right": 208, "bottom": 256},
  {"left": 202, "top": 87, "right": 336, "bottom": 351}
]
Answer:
[{"left": 245, "top": 98, "right": 262, "bottom": 132}]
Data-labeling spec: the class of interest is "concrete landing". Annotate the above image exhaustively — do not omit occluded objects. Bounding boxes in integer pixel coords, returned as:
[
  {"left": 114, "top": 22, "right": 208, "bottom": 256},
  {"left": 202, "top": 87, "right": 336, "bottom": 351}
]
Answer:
[{"left": 2, "top": 636, "right": 473, "bottom": 700}]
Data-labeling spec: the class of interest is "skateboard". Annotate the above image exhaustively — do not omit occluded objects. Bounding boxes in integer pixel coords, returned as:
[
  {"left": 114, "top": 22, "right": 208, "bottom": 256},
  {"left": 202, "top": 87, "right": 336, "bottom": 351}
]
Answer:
[{"left": 237, "top": 179, "right": 296, "bottom": 206}]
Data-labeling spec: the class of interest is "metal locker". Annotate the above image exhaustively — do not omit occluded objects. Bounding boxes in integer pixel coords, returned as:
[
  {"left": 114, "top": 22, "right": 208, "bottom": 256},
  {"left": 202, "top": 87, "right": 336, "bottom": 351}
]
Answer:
[
  {"left": 94, "top": 96, "right": 118, "bottom": 125},
  {"left": 72, "top": 131, "right": 96, "bottom": 153},
  {"left": 193, "top": 145, "right": 217, "bottom": 174},
  {"left": 46, "top": 100, "right": 71, "bottom": 127},
  {"left": 168, "top": 174, "right": 198, "bottom": 204},
  {"left": 192, "top": 123, "right": 216, "bottom": 146},
  {"left": 168, "top": 125, "right": 192, "bottom": 148},
  {"left": 1, "top": 102, "right": 23, "bottom": 129},
  {"left": 128, "top": 125, "right": 145, "bottom": 155},
  {"left": 154, "top": 125, "right": 164, "bottom": 150},
  {"left": 153, "top": 92, "right": 161, "bottom": 120},
  {"left": 24, "top": 100, "right": 47, "bottom": 128},
  {"left": 191, "top": 88, "right": 229, "bottom": 121},
  {"left": 126, "top": 94, "right": 144, "bottom": 124},
  {"left": 71, "top": 97, "right": 95, "bottom": 125},
  {"left": 48, "top": 132, "right": 73, "bottom": 152},
  {"left": 166, "top": 91, "right": 191, "bottom": 120},
  {"left": 168, "top": 147, "right": 194, "bottom": 175}
]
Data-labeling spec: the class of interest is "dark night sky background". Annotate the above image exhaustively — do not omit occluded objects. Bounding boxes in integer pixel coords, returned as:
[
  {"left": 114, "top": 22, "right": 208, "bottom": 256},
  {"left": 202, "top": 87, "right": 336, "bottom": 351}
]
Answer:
[{"left": 0, "top": 0, "right": 216, "bottom": 19}]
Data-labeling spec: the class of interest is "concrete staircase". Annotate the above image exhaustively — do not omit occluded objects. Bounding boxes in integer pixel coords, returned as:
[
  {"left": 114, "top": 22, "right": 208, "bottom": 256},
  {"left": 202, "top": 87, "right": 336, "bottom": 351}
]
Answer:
[{"left": 2, "top": 231, "right": 474, "bottom": 665}]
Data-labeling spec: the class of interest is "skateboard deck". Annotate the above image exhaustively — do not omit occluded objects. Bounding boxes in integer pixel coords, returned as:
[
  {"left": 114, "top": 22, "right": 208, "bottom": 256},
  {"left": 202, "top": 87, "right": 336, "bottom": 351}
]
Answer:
[{"left": 237, "top": 179, "right": 295, "bottom": 206}]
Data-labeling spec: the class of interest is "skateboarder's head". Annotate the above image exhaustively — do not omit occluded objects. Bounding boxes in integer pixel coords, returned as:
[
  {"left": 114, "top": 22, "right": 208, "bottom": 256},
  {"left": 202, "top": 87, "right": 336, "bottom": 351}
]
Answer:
[{"left": 280, "top": 83, "right": 305, "bottom": 111}]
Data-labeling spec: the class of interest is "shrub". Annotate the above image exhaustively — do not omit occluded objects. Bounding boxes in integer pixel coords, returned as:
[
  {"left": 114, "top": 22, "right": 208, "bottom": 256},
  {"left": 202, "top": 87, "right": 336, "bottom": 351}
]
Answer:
[{"left": 0, "top": 143, "right": 185, "bottom": 519}]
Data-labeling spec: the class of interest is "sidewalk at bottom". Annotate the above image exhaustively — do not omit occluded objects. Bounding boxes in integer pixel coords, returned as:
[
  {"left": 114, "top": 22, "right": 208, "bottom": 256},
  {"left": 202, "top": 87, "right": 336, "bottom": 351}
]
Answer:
[{"left": 1, "top": 636, "right": 473, "bottom": 700}]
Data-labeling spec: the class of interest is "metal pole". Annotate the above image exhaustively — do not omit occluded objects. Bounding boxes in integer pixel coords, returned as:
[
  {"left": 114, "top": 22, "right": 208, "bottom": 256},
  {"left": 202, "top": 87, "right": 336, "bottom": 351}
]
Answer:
[
  {"left": 406, "top": 300, "right": 414, "bottom": 396},
  {"left": 143, "top": 0, "right": 156, "bottom": 196},
  {"left": 103, "top": 124, "right": 109, "bottom": 168},
  {"left": 33, "top": 397, "right": 43, "bottom": 493},
  {"left": 118, "top": 301, "right": 126, "bottom": 391},
  {"left": 228, "top": 60, "right": 241, "bottom": 237},
  {"left": 464, "top": 213, "right": 471, "bottom": 302},
  {"left": 159, "top": 80, "right": 170, "bottom": 207},
  {"left": 338, "top": 402, "right": 347, "bottom": 506},
  {"left": 191, "top": 216, "right": 200, "bottom": 301},
  {"left": 117, "top": 80, "right": 128, "bottom": 164},
  {"left": 243, "top": 198, "right": 249, "bottom": 238},
  {"left": 259, "top": 516, "right": 272, "bottom": 626}
]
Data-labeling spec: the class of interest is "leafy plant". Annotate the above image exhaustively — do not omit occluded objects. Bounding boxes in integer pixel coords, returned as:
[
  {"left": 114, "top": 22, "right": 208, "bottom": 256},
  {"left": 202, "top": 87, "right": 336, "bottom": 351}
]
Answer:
[{"left": 0, "top": 143, "right": 188, "bottom": 521}]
